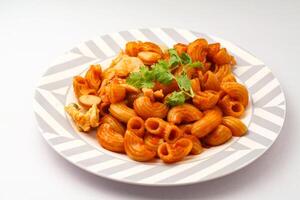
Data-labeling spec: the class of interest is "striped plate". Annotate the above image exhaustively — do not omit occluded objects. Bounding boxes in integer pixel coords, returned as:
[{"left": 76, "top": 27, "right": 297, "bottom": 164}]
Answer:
[{"left": 34, "top": 28, "right": 286, "bottom": 186}]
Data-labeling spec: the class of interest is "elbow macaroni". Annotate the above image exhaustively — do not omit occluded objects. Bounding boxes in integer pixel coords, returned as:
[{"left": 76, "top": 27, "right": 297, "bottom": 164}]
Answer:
[
  {"left": 66, "top": 38, "right": 250, "bottom": 164},
  {"left": 167, "top": 104, "right": 203, "bottom": 124}
]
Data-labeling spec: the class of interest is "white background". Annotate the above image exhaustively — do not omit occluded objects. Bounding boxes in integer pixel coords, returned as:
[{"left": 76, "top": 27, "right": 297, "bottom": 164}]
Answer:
[{"left": 0, "top": 0, "right": 299, "bottom": 199}]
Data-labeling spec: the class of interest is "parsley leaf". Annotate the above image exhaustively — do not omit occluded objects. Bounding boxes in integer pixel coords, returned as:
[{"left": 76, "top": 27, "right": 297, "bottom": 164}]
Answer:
[
  {"left": 152, "top": 60, "right": 174, "bottom": 85},
  {"left": 165, "top": 91, "right": 186, "bottom": 107},
  {"left": 176, "top": 73, "right": 191, "bottom": 92},
  {"left": 126, "top": 66, "right": 155, "bottom": 89},
  {"left": 168, "top": 49, "right": 181, "bottom": 67},
  {"left": 181, "top": 52, "right": 192, "bottom": 65},
  {"left": 181, "top": 52, "right": 203, "bottom": 68}
]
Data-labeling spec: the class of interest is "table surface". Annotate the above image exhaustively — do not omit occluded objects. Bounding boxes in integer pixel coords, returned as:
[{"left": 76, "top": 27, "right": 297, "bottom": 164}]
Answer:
[{"left": 0, "top": 0, "right": 299, "bottom": 199}]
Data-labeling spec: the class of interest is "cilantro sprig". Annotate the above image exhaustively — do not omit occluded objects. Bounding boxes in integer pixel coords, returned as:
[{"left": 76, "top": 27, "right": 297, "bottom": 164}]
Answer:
[
  {"left": 126, "top": 48, "right": 203, "bottom": 106},
  {"left": 165, "top": 91, "right": 185, "bottom": 107}
]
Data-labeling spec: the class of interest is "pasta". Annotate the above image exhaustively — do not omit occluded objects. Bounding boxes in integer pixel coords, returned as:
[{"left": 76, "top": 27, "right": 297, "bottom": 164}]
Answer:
[
  {"left": 222, "top": 116, "right": 247, "bottom": 136},
  {"left": 163, "top": 124, "right": 183, "bottom": 143},
  {"left": 109, "top": 102, "right": 137, "bottom": 123},
  {"left": 138, "top": 51, "right": 161, "bottom": 65},
  {"left": 73, "top": 76, "right": 96, "bottom": 98},
  {"left": 97, "top": 123, "right": 125, "bottom": 153},
  {"left": 187, "top": 39, "right": 208, "bottom": 62},
  {"left": 191, "top": 107, "right": 223, "bottom": 138},
  {"left": 167, "top": 104, "right": 203, "bottom": 124},
  {"left": 203, "top": 124, "right": 232, "bottom": 146},
  {"left": 145, "top": 117, "right": 168, "bottom": 136},
  {"left": 133, "top": 96, "right": 169, "bottom": 119},
  {"left": 124, "top": 130, "right": 156, "bottom": 162},
  {"left": 218, "top": 95, "right": 245, "bottom": 117},
  {"left": 85, "top": 64, "right": 102, "bottom": 90},
  {"left": 221, "top": 81, "right": 249, "bottom": 107},
  {"left": 174, "top": 43, "right": 187, "bottom": 56},
  {"left": 100, "top": 114, "right": 125, "bottom": 135},
  {"left": 127, "top": 116, "right": 145, "bottom": 138},
  {"left": 157, "top": 138, "right": 193, "bottom": 163},
  {"left": 65, "top": 37, "right": 249, "bottom": 164},
  {"left": 215, "top": 64, "right": 231, "bottom": 81},
  {"left": 203, "top": 71, "right": 221, "bottom": 91},
  {"left": 193, "top": 90, "right": 220, "bottom": 110},
  {"left": 144, "top": 133, "right": 164, "bottom": 152},
  {"left": 108, "top": 82, "right": 126, "bottom": 103},
  {"left": 183, "top": 134, "right": 203, "bottom": 155}
]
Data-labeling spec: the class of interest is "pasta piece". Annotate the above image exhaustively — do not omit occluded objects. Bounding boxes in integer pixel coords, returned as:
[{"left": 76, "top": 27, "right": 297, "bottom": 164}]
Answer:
[
  {"left": 222, "top": 116, "right": 247, "bottom": 136},
  {"left": 193, "top": 90, "right": 220, "bottom": 110},
  {"left": 202, "top": 62, "right": 212, "bottom": 73},
  {"left": 218, "top": 95, "right": 245, "bottom": 118},
  {"left": 179, "top": 124, "right": 193, "bottom": 135},
  {"left": 163, "top": 124, "right": 183, "bottom": 143},
  {"left": 187, "top": 38, "right": 208, "bottom": 62},
  {"left": 215, "top": 64, "right": 231, "bottom": 81},
  {"left": 197, "top": 70, "right": 205, "bottom": 90},
  {"left": 85, "top": 64, "right": 102, "bottom": 90},
  {"left": 144, "top": 133, "right": 164, "bottom": 152},
  {"left": 174, "top": 43, "right": 187, "bottom": 56},
  {"left": 207, "top": 43, "right": 220, "bottom": 60},
  {"left": 108, "top": 83, "right": 126, "bottom": 103},
  {"left": 100, "top": 114, "right": 125, "bottom": 135},
  {"left": 221, "top": 82, "right": 249, "bottom": 107},
  {"left": 97, "top": 123, "right": 125, "bottom": 153},
  {"left": 145, "top": 117, "right": 168, "bottom": 136},
  {"left": 184, "top": 134, "right": 203, "bottom": 155},
  {"left": 133, "top": 96, "right": 169, "bottom": 119},
  {"left": 191, "top": 78, "right": 201, "bottom": 93},
  {"left": 203, "top": 125, "right": 232, "bottom": 146},
  {"left": 65, "top": 104, "right": 99, "bottom": 132},
  {"left": 73, "top": 76, "right": 96, "bottom": 98},
  {"left": 125, "top": 41, "right": 140, "bottom": 56},
  {"left": 127, "top": 116, "right": 145, "bottom": 138},
  {"left": 213, "top": 48, "right": 233, "bottom": 65},
  {"left": 109, "top": 102, "right": 137, "bottom": 123},
  {"left": 203, "top": 71, "right": 220, "bottom": 91},
  {"left": 167, "top": 104, "right": 203, "bottom": 124},
  {"left": 139, "top": 42, "right": 163, "bottom": 55},
  {"left": 191, "top": 107, "right": 223, "bottom": 138},
  {"left": 138, "top": 51, "right": 161, "bottom": 65},
  {"left": 157, "top": 138, "right": 193, "bottom": 163},
  {"left": 124, "top": 130, "right": 156, "bottom": 162},
  {"left": 221, "top": 73, "right": 237, "bottom": 83}
]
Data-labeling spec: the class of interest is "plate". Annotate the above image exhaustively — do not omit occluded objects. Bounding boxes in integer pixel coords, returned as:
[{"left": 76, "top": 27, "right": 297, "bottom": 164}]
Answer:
[{"left": 34, "top": 28, "right": 286, "bottom": 186}]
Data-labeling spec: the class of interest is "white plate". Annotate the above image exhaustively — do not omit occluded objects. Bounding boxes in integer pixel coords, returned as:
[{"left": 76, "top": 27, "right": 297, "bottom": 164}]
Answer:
[{"left": 34, "top": 28, "right": 286, "bottom": 186}]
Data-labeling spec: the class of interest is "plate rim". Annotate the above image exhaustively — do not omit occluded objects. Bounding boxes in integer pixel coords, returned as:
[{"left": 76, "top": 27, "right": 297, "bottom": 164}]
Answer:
[{"left": 33, "top": 27, "right": 287, "bottom": 186}]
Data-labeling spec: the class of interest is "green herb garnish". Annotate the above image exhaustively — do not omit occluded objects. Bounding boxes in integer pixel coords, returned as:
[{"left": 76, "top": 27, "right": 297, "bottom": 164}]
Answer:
[
  {"left": 126, "top": 48, "right": 203, "bottom": 106},
  {"left": 165, "top": 91, "right": 186, "bottom": 106}
]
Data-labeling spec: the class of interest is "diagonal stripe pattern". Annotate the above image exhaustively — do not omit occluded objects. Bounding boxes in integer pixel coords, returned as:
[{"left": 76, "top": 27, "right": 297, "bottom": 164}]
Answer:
[{"left": 34, "top": 28, "right": 286, "bottom": 186}]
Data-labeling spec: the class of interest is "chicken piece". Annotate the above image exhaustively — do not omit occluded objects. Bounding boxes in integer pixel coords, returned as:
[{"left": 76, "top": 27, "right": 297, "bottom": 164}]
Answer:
[
  {"left": 113, "top": 55, "right": 144, "bottom": 77},
  {"left": 65, "top": 103, "right": 100, "bottom": 132}
]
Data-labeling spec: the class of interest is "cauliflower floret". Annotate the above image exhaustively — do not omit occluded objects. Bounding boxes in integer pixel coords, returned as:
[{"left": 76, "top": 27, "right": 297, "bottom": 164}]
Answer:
[{"left": 65, "top": 103, "right": 99, "bottom": 132}]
